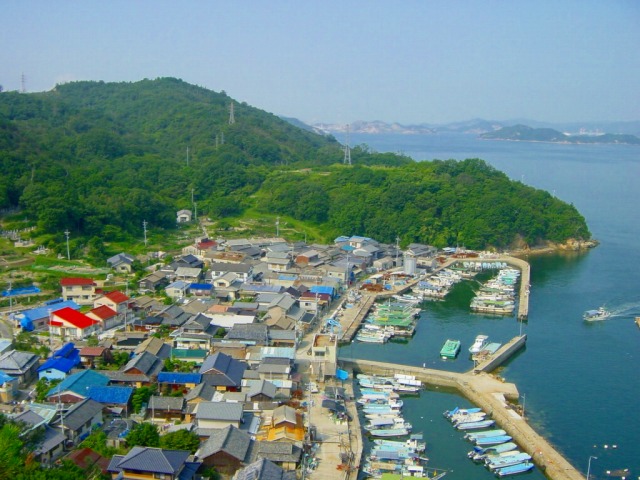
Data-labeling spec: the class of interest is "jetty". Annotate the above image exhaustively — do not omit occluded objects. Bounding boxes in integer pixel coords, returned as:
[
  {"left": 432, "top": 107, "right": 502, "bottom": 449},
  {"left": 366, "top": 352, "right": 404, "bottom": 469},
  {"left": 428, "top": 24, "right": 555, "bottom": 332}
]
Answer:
[{"left": 340, "top": 356, "right": 585, "bottom": 480}]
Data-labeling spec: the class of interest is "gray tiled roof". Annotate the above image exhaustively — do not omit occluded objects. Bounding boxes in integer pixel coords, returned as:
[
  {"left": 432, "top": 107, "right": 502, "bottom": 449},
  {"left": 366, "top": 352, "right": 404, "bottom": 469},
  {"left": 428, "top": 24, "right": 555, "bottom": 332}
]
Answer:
[
  {"left": 226, "top": 323, "right": 269, "bottom": 343},
  {"left": 245, "top": 380, "right": 277, "bottom": 399},
  {"left": 124, "top": 351, "right": 162, "bottom": 376},
  {"left": 0, "top": 350, "right": 39, "bottom": 374},
  {"left": 199, "top": 352, "right": 246, "bottom": 387},
  {"left": 149, "top": 395, "right": 185, "bottom": 412},
  {"left": 234, "top": 458, "right": 297, "bottom": 480},
  {"left": 196, "top": 425, "right": 251, "bottom": 461},
  {"left": 52, "top": 398, "right": 102, "bottom": 431},
  {"left": 185, "top": 382, "right": 215, "bottom": 402},
  {"left": 34, "top": 426, "right": 66, "bottom": 455},
  {"left": 195, "top": 401, "right": 243, "bottom": 422},
  {"left": 113, "top": 446, "right": 191, "bottom": 474},
  {"left": 254, "top": 441, "right": 302, "bottom": 463}
]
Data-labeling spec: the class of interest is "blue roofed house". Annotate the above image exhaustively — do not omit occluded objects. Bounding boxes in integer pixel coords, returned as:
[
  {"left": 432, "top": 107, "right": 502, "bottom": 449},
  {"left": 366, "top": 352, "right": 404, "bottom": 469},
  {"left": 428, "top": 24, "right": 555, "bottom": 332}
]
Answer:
[
  {"left": 16, "top": 299, "right": 80, "bottom": 332},
  {"left": 158, "top": 372, "right": 203, "bottom": 395},
  {"left": 47, "top": 369, "right": 110, "bottom": 403},
  {"left": 87, "top": 385, "right": 133, "bottom": 416},
  {"left": 188, "top": 283, "right": 213, "bottom": 297},
  {"left": 0, "top": 370, "right": 19, "bottom": 402},
  {"left": 38, "top": 342, "right": 81, "bottom": 380},
  {"left": 108, "top": 446, "right": 201, "bottom": 480}
]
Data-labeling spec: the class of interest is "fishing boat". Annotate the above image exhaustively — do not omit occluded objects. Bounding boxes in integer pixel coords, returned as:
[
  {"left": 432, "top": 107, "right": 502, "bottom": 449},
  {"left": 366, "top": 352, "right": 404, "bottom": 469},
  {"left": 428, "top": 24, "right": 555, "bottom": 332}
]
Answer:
[
  {"left": 443, "top": 406, "right": 482, "bottom": 418},
  {"left": 474, "top": 435, "right": 513, "bottom": 446},
  {"left": 495, "top": 461, "right": 535, "bottom": 477},
  {"left": 368, "top": 426, "right": 411, "bottom": 437},
  {"left": 464, "top": 429, "right": 507, "bottom": 441},
  {"left": 374, "top": 433, "right": 426, "bottom": 453},
  {"left": 583, "top": 306, "right": 611, "bottom": 321},
  {"left": 468, "top": 442, "right": 518, "bottom": 461},
  {"left": 450, "top": 411, "right": 487, "bottom": 425},
  {"left": 486, "top": 452, "right": 532, "bottom": 470},
  {"left": 469, "top": 334, "right": 489, "bottom": 353},
  {"left": 455, "top": 419, "right": 495, "bottom": 430},
  {"left": 440, "top": 339, "right": 461, "bottom": 359}
]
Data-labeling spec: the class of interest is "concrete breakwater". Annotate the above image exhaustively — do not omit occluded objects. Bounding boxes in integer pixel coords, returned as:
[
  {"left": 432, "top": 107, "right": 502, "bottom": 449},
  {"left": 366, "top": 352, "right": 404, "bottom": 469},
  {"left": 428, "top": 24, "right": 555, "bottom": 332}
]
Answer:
[{"left": 340, "top": 357, "right": 585, "bottom": 480}]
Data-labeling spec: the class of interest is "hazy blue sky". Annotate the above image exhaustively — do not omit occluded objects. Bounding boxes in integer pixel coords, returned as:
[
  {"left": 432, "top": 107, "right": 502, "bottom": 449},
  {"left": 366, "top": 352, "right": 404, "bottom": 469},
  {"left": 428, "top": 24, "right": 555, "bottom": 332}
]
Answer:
[{"left": 2, "top": 1, "right": 638, "bottom": 124}]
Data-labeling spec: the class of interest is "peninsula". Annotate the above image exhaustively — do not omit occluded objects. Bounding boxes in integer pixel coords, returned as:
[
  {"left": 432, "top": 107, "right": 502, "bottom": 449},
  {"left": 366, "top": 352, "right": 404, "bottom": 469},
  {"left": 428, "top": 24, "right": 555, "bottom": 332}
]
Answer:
[{"left": 480, "top": 124, "right": 640, "bottom": 145}]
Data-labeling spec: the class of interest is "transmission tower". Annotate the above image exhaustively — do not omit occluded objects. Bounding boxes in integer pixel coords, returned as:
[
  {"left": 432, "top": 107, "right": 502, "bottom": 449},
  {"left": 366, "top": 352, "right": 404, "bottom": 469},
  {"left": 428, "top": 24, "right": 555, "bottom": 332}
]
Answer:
[
  {"left": 229, "top": 101, "right": 235, "bottom": 124},
  {"left": 343, "top": 124, "right": 351, "bottom": 165},
  {"left": 21, "top": 73, "right": 26, "bottom": 93}
]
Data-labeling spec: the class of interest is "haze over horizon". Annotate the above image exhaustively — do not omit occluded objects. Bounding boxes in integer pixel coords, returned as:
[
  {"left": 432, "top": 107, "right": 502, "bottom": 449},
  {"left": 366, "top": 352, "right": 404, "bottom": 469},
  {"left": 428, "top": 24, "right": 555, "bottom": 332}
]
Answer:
[{"left": 2, "top": 1, "right": 639, "bottom": 126}]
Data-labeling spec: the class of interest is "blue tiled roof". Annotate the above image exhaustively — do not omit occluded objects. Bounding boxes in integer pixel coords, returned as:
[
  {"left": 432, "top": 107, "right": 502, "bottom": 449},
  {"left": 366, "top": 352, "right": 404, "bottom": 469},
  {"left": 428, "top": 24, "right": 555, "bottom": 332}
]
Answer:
[
  {"left": 310, "top": 285, "right": 335, "bottom": 296},
  {"left": 38, "top": 356, "right": 77, "bottom": 374},
  {"left": 189, "top": 283, "right": 212, "bottom": 290},
  {"left": 54, "top": 342, "right": 76, "bottom": 358},
  {"left": 158, "top": 372, "right": 202, "bottom": 384},
  {"left": 87, "top": 386, "right": 133, "bottom": 404},
  {"left": 47, "top": 369, "right": 109, "bottom": 397},
  {"left": 21, "top": 300, "right": 80, "bottom": 321},
  {"left": 0, "top": 370, "right": 17, "bottom": 383}
]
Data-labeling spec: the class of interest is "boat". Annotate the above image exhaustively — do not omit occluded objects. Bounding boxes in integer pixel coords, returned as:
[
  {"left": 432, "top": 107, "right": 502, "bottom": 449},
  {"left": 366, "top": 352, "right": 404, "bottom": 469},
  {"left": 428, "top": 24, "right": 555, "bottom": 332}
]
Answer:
[
  {"left": 474, "top": 435, "right": 513, "bottom": 446},
  {"left": 464, "top": 429, "right": 507, "bottom": 441},
  {"left": 455, "top": 419, "right": 495, "bottom": 430},
  {"left": 486, "top": 452, "right": 532, "bottom": 470},
  {"left": 583, "top": 306, "right": 611, "bottom": 321},
  {"left": 374, "top": 433, "right": 426, "bottom": 453},
  {"left": 494, "top": 461, "right": 535, "bottom": 477},
  {"left": 368, "top": 426, "right": 411, "bottom": 437},
  {"left": 450, "top": 411, "right": 487, "bottom": 425},
  {"left": 469, "top": 334, "right": 489, "bottom": 353},
  {"left": 468, "top": 442, "right": 518, "bottom": 461},
  {"left": 444, "top": 406, "right": 483, "bottom": 418},
  {"left": 440, "top": 339, "right": 461, "bottom": 359}
]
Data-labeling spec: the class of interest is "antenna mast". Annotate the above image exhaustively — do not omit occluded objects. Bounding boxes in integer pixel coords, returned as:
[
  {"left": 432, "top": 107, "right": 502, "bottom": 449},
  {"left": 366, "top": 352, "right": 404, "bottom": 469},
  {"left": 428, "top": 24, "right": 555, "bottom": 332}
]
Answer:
[
  {"left": 229, "top": 101, "right": 235, "bottom": 125},
  {"left": 21, "top": 73, "right": 26, "bottom": 93},
  {"left": 343, "top": 124, "right": 351, "bottom": 165}
]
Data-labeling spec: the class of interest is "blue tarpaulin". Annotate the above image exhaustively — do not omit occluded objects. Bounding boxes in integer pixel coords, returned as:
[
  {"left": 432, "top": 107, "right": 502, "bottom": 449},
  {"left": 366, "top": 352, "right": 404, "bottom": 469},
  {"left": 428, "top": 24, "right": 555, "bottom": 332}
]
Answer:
[
  {"left": 2, "top": 285, "right": 41, "bottom": 297},
  {"left": 336, "top": 369, "right": 349, "bottom": 380}
]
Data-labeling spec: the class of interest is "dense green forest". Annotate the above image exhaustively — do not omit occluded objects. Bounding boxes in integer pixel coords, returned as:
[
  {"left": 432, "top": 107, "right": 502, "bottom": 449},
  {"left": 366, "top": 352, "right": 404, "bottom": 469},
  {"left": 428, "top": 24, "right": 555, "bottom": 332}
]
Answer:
[{"left": 0, "top": 78, "right": 590, "bottom": 251}]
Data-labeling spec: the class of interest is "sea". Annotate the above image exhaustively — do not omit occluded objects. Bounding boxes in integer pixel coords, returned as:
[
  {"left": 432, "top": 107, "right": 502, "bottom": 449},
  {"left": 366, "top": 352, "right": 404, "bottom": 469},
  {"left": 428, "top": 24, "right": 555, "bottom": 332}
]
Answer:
[{"left": 341, "top": 133, "right": 640, "bottom": 480}]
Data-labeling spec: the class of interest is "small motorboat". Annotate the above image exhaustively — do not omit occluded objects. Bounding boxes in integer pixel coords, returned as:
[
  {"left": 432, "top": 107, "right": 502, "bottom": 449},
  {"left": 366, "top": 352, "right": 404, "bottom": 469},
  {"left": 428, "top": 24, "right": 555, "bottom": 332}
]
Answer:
[{"left": 583, "top": 306, "right": 611, "bottom": 321}]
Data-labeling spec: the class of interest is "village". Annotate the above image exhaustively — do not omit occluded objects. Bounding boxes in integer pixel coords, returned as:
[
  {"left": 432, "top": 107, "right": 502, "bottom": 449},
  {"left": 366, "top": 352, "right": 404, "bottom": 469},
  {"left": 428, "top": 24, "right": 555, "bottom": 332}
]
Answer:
[{"left": 0, "top": 215, "right": 455, "bottom": 480}]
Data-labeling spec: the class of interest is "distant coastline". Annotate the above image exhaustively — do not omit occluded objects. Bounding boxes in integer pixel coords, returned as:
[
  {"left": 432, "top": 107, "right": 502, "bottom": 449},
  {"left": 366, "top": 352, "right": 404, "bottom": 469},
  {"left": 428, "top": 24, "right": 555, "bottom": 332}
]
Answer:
[{"left": 480, "top": 124, "right": 640, "bottom": 146}]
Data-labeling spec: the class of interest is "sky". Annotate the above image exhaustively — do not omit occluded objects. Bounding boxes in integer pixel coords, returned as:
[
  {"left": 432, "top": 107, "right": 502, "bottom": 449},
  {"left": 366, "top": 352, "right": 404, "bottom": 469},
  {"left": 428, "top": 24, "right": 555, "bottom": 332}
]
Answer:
[{"left": 1, "top": 1, "right": 639, "bottom": 125}]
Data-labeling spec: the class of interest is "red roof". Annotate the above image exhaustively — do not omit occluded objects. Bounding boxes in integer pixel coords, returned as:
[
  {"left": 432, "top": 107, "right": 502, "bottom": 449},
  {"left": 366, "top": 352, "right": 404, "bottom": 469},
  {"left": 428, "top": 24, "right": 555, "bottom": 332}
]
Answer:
[
  {"left": 89, "top": 305, "right": 117, "bottom": 320},
  {"left": 104, "top": 290, "right": 129, "bottom": 303},
  {"left": 79, "top": 346, "right": 107, "bottom": 356},
  {"left": 60, "top": 277, "right": 95, "bottom": 286},
  {"left": 197, "top": 240, "right": 217, "bottom": 249},
  {"left": 52, "top": 307, "right": 99, "bottom": 329}
]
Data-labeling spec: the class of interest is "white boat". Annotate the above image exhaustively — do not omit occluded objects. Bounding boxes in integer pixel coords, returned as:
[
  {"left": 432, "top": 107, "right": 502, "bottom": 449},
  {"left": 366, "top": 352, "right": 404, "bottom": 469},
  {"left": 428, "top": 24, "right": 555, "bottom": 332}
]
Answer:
[
  {"left": 451, "top": 412, "right": 487, "bottom": 424},
  {"left": 469, "top": 334, "right": 489, "bottom": 353},
  {"left": 583, "top": 306, "right": 611, "bottom": 321}
]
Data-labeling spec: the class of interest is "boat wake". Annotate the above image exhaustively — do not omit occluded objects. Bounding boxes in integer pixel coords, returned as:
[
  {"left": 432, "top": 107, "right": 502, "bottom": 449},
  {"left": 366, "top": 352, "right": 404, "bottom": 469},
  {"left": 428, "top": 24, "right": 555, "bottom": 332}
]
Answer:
[{"left": 602, "top": 301, "right": 640, "bottom": 319}]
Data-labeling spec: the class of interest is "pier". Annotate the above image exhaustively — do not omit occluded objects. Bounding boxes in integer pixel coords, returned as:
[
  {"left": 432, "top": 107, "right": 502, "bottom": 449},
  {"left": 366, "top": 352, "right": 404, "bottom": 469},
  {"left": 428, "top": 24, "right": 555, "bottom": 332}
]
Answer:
[
  {"left": 340, "top": 356, "right": 586, "bottom": 480},
  {"left": 337, "top": 294, "right": 376, "bottom": 343},
  {"left": 474, "top": 334, "right": 528, "bottom": 373}
]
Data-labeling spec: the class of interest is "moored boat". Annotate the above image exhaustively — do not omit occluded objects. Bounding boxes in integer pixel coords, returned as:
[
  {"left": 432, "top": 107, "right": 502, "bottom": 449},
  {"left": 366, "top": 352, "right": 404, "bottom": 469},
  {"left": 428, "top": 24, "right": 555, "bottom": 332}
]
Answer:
[
  {"left": 495, "top": 461, "right": 535, "bottom": 477},
  {"left": 486, "top": 452, "right": 532, "bottom": 470},
  {"left": 468, "top": 442, "right": 518, "bottom": 461},
  {"left": 474, "top": 434, "right": 513, "bottom": 446},
  {"left": 464, "top": 429, "right": 507, "bottom": 441},
  {"left": 440, "top": 339, "right": 461, "bottom": 359},
  {"left": 469, "top": 334, "right": 489, "bottom": 353},
  {"left": 456, "top": 419, "right": 495, "bottom": 430}
]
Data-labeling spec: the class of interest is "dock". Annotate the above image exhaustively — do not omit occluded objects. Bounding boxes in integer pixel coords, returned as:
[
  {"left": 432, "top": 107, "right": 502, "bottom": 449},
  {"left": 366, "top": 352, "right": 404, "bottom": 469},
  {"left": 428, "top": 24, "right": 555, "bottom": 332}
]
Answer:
[
  {"left": 337, "top": 294, "right": 376, "bottom": 343},
  {"left": 340, "top": 356, "right": 585, "bottom": 480},
  {"left": 474, "top": 334, "right": 528, "bottom": 373}
]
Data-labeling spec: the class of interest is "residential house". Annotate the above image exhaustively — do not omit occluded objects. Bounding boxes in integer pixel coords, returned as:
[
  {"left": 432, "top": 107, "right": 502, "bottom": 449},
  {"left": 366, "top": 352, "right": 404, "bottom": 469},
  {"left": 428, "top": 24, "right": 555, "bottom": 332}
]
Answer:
[
  {"left": 49, "top": 307, "right": 100, "bottom": 339},
  {"left": 171, "top": 254, "right": 204, "bottom": 270},
  {"left": 165, "top": 280, "right": 190, "bottom": 299},
  {"left": 243, "top": 379, "right": 277, "bottom": 403},
  {"left": 108, "top": 447, "right": 201, "bottom": 480},
  {"left": 95, "top": 290, "right": 130, "bottom": 316},
  {"left": 257, "top": 357, "right": 292, "bottom": 382},
  {"left": 309, "top": 333, "right": 337, "bottom": 379},
  {"left": 170, "top": 348, "right": 209, "bottom": 365},
  {"left": 123, "top": 351, "right": 163, "bottom": 378},
  {"left": 60, "top": 278, "right": 98, "bottom": 305},
  {"left": 207, "top": 262, "right": 253, "bottom": 283},
  {"left": 51, "top": 398, "right": 103, "bottom": 445},
  {"left": 295, "top": 249, "right": 322, "bottom": 267},
  {"left": 138, "top": 271, "right": 170, "bottom": 292},
  {"left": 157, "top": 304, "right": 192, "bottom": 329},
  {"left": 225, "top": 323, "right": 269, "bottom": 346},
  {"left": 233, "top": 458, "right": 297, "bottom": 480},
  {"left": 47, "top": 370, "right": 110, "bottom": 403},
  {"left": 157, "top": 372, "right": 202, "bottom": 395},
  {"left": 134, "top": 336, "right": 172, "bottom": 360},
  {"left": 205, "top": 311, "right": 256, "bottom": 329},
  {"left": 256, "top": 405, "right": 305, "bottom": 444},
  {"left": 185, "top": 382, "right": 215, "bottom": 406},
  {"left": 188, "top": 283, "right": 212, "bottom": 297},
  {"left": 0, "top": 349, "right": 40, "bottom": 386},
  {"left": 37, "top": 343, "right": 81, "bottom": 381},
  {"left": 0, "top": 371, "right": 19, "bottom": 402},
  {"left": 373, "top": 255, "right": 395, "bottom": 271},
  {"left": 79, "top": 346, "right": 113, "bottom": 368},
  {"left": 15, "top": 299, "right": 80, "bottom": 332},
  {"left": 195, "top": 424, "right": 253, "bottom": 473},
  {"left": 149, "top": 395, "right": 185, "bottom": 422},
  {"left": 264, "top": 252, "right": 291, "bottom": 272},
  {"left": 177, "top": 209, "right": 193, "bottom": 222},
  {"left": 14, "top": 410, "right": 66, "bottom": 466},
  {"left": 199, "top": 352, "right": 246, "bottom": 391},
  {"left": 181, "top": 238, "right": 218, "bottom": 258},
  {"left": 194, "top": 401, "right": 244, "bottom": 431},
  {"left": 87, "top": 305, "right": 120, "bottom": 331},
  {"left": 253, "top": 442, "right": 301, "bottom": 471},
  {"left": 106, "top": 253, "right": 136, "bottom": 273},
  {"left": 268, "top": 330, "right": 297, "bottom": 348},
  {"left": 86, "top": 386, "right": 133, "bottom": 416}
]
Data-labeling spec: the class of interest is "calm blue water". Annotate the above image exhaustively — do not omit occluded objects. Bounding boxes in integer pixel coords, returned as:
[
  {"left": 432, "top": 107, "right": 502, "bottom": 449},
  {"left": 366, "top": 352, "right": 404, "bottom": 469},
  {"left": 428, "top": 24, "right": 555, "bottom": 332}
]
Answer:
[{"left": 343, "top": 133, "right": 640, "bottom": 479}]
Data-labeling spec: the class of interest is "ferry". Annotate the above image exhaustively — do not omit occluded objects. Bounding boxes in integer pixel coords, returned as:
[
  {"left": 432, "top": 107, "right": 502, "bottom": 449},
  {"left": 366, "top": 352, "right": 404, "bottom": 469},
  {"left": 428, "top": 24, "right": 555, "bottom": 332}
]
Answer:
[
  {"left": 440, "top": 339, "right": 461, "bottom": 359},
  {"left": 583, "top": 306, "right": 611, "bottom": 321}
]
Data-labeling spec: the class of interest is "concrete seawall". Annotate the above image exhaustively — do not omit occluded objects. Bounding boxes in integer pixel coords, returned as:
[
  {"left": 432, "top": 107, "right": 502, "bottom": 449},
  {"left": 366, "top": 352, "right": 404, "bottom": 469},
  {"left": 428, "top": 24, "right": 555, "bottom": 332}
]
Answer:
[{"left": 341, "top": 358, "right": 585, "bottom": 480}]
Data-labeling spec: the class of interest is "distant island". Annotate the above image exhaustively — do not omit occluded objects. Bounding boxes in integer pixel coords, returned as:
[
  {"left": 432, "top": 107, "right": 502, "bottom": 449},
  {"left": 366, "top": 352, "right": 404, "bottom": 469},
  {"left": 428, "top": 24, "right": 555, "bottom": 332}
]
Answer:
[{"left": 480, "top": 124, "right": 640, "bottom": 145}]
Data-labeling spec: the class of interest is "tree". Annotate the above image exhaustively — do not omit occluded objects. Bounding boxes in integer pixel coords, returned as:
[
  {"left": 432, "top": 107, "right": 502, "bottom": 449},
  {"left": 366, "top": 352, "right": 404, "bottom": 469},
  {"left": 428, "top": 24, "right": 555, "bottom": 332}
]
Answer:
[
  {"left": 79, "top": 430, "right": 118, "bottom": 457},
  {"left": 131, "top": 386, "right": 156, "bottom": 414},
  {"left": 159, "top": 429, "right": 200, "bottom": 453},
  {"left": 0, "top": 423, "right": 24, "bottom": 479},
  {"left": 126, "top": 422, "right": 159, "bottom": 447}
]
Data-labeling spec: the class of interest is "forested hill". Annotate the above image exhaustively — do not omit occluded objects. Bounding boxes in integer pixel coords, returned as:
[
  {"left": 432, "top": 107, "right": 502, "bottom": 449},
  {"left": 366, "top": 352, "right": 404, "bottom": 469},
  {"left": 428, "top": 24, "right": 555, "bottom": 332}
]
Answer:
[
  {"left": 481, "top": 124, "right": 640, "bottom": 145},
  {"left": 0, "top": 78, "right": 590, "bottom": 252}
]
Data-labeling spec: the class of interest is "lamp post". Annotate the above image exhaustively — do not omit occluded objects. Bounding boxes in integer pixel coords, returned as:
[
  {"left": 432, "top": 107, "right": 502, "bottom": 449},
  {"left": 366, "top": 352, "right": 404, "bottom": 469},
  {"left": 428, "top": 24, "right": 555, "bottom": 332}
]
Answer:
[{"left": 587, "top": 455, "right": 597, "bottom": 480}]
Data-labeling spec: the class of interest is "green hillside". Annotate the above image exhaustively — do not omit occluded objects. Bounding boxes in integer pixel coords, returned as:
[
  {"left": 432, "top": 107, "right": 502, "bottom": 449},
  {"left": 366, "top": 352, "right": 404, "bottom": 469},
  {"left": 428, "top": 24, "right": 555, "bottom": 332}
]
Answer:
[
  {"left": 0, "top": 78, "right": 591, "bottom": 253},
  {"left": 481, "top": 124, "right": 640, "bottom": 144}
]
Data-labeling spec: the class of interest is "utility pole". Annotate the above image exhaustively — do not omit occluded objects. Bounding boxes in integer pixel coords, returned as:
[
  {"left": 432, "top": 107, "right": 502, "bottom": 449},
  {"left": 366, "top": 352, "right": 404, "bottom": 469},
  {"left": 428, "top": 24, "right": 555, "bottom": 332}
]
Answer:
[
  {"left": 395, "top": 236, "right": 400, "bottom": 266},
  {"left": 64, "top": 230, "right": 70, "bottom": 260},
  {"left": 229, "top": 101, "right": 235, "bottom": 124},
  {"left": 276, "top": 216, "right": 280, "bottom": 237},
  {"left": 343, "top": 124, "right": 351, "bottom": 165}
]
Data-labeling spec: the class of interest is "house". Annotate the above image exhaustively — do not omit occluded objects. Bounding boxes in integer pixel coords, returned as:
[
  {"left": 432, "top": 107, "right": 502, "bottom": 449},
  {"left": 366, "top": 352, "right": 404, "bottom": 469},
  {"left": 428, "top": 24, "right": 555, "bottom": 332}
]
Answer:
[
  {"left": 108, "top": 447, "right": 201, "bottom": 480},
  {"left": 37, "top": 342, "right": 81, "bottom": 380},
  {"left": 264, "top": 252, "right": 292, "bottom": 272},
  {"left": 182, "top": 238, "right": 218, "bottom": 258},
  {"left": 255, "top": 405, "right": 305, "bottom": 444},
  {"left": 106, "top": 253, "right": 136, "bottom": 273},
  {"left": 49, "top": 307, "right": 100, "bottom": 339},
  {"left": 257, "top": 357, "right": 292, "bottom": 382},
  {"left": 51, "top": 398, "right": 103, "bottom": 445},
  {"left": 86, "top": 386, "right": 133, "bottom": 416},
  {"left": 174, "top": 267, "right": 202, "bottom": 283},
  {"left": 309, "top": 333, "right": 337, "bottom": 379},
  {"left": 138, "top": 271, "right": 170, "bottom": 292},
  {"left": 79, "top": 346, "right": 113, "bottom": 368},
  {"left": 205, "top": 312, "right": 256, "bottom": 329},
  {"left": 0, "top": 349, "right": 40, "bottom": 386},
  {"left": 165, "top": 280, "right": 190, "bottom": 299},
  {"left": 157, "top": 372, "right": 203, "bottom": 394},
  {"left": 87, "top": 305, "right": 120, "bottom": 331},
  {"left": 207, "top": 262, "right": 253, "bottom": 283},
  {"left": 199, "top": 352, "right": 246, "bottom": 391},
  {"left": 252, "top": 442, "right": 301, "bottom": 471},
  {"left": 0, "top": 370, "right": 19, "bottom": 402},
  {"left": 194, "top": 401, "right": 244, "bottom": 431},
  {"left": 172, "top": 332, "right": 213, "bottom": 351},
  {"left": 185, "top": 382, "right": 215, "bottom": 406},
  {"left": 170, "top": 348, "right": 209, "bottom": 365},
  {"left": 60, "top": 277, "right": 98, "bottom": 305},
  {"left": 13, "top": 409, "right": 67, "bottom": 466},
  {"left": 243, "top": 379, "right": 277, "bottom": 403},
  {"left": 123, "top": 351, "right": 163, "bottom": 378},
  {"left": 66, "top": 447, "right": 111, "bottom": 475},
  {"left": 135, "top": 336, "right": 172, "bottom": 360},
  {"left": 196, "top": 425, "right": 254, "bottom": 474},
  {"left": 233, "top": 458, "right": 297, "bottom": 480},
  {"left": 94, "top": 290, "right": 130, "bottom": 317},
  {"left": 188, "top": 283, "right": 213, "bottom": 297},
  {"left": 15, "top": 299, "right": 80, "bottom": 332},
  {"left": 149, "top": 395, "right": 185, "bottom": 422},
  {"left": 225, "top": 323, "right": 269, "bottom": 346},
  {"left": 373, "top": 255, "right": 395, "bottom": 271},
  {"left": 171, "top": 254, "right": 204, "bottom": 270},
  {"left": 47, "top": 370, "right": 110, "bottom": 403},
  {"left": 177, "top": 209, "right": 193, "bottom": 223}
]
